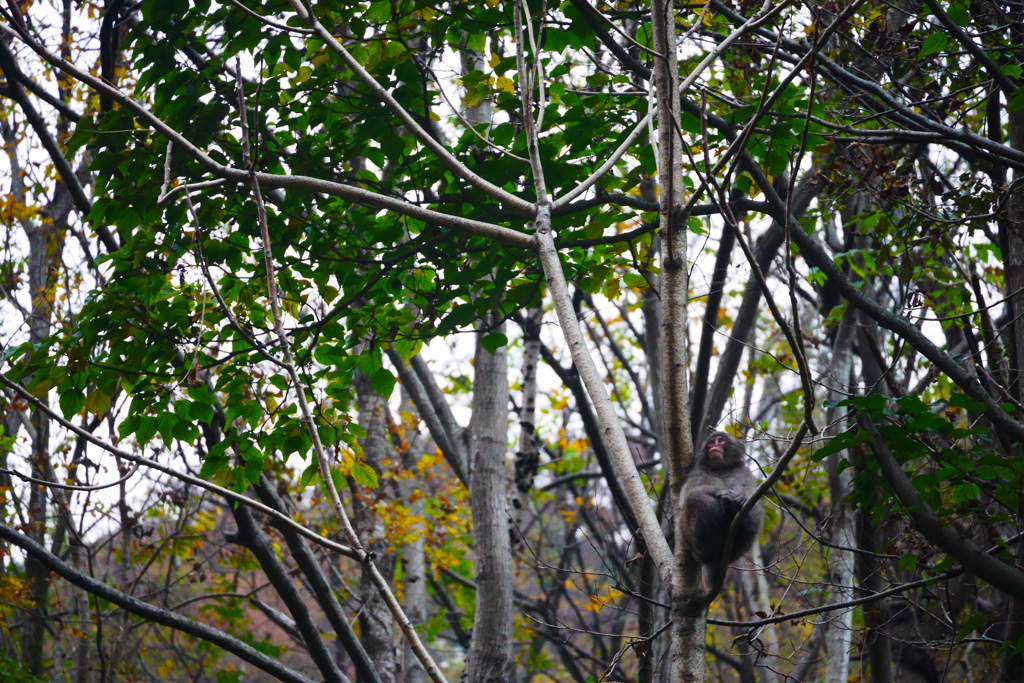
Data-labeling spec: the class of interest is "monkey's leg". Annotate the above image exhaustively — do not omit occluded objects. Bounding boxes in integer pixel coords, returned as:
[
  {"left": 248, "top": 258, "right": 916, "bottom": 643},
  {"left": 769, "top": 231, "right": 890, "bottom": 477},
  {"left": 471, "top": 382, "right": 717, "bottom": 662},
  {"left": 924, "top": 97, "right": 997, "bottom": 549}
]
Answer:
[{"left": 684, "top": 487, "right": 732, "bottom": 563}]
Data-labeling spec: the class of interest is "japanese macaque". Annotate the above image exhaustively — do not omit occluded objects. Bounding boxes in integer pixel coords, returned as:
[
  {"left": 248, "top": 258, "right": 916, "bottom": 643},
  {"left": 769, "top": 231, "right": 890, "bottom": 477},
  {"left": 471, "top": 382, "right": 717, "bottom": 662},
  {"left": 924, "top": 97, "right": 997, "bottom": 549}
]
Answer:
[{"left": 680, "top": 432, "right": 763, "bottom": 566}]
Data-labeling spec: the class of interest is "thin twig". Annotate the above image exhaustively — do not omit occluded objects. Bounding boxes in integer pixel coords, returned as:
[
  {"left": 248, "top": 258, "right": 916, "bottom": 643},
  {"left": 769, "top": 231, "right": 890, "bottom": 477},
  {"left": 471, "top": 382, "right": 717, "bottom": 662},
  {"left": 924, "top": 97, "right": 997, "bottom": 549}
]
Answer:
[{"left": 0, "top": 372, "right": 359, "bottom": 559}]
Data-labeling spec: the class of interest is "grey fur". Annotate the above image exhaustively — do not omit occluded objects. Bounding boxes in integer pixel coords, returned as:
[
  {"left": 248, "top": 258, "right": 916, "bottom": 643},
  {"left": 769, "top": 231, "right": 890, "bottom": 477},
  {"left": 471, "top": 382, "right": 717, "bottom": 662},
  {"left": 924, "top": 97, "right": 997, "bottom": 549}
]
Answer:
[{"left": 680, "top": 432, "right": 764, "bottom": 565}]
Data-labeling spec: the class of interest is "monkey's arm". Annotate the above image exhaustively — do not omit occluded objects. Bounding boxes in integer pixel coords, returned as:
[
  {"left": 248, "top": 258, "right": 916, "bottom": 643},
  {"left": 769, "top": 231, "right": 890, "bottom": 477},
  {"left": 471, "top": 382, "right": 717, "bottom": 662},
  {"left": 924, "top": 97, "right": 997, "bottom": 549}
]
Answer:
[
  {"left": 712, "top": 488, "right": 748, "bottom": 512},
  {"left": 682, "top": 485, "right": 735, "bottom": 563}
]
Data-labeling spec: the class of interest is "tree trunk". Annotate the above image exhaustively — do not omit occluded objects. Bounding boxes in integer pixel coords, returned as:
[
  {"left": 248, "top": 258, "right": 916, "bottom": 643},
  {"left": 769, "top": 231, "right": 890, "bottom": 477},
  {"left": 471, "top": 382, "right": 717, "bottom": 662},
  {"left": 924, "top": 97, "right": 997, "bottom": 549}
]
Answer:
[
  {"left": 824, "top": 308, "right": 856, "bottom": 683},
  {"left": 19, "top": 193, "right": 60, "bottom": 678},
  {"left": 355, "top": 371, "right": 398, "bottom": 683},
  {"left": 649, "top": 0, "right": 702, "bottom": 678},
  {"left": 399, "top": 389, "right": 429, "bottom": 683},
  {"left": 464, "top": 315, "right": 513, "bottom": 683},
  {"left": 1000, "top": 101, "right": 1024, "bottom": 683}
]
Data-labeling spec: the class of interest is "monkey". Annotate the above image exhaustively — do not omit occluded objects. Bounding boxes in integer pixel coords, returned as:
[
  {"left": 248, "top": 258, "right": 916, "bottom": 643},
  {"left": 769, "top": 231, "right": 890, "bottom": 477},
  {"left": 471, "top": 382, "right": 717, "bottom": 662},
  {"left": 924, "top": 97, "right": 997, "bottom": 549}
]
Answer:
[{"left": 680, "top": 432, "right": 763, "bottom": 568}]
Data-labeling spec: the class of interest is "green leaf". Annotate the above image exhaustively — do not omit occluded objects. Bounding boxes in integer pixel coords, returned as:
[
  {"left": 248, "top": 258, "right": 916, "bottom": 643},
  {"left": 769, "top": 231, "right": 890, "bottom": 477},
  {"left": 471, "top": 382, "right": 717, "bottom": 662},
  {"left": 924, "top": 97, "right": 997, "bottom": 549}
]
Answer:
[
  {"left": 191, "top": 401, "right": 215, "bottom": 423},
  {"left": 952, "top": 482, "right": 980, "bottom": 503},
  {"left": 898, "top": 553, "right": 918, "bottom": 572},
  {"left": 136, "top": 416, "right": 158, "bottom": 445},
  {"left": 329, "top": 467, "right": 346, "bottom": 493},
  {"left": 463, "top": 86, "right": 489, "bottom": 110},
  {"left": 200, "top": 454, "right": 229, "bottom": 479},
  {"left": 393, "top": 338, "right": 423, "bottom": 364},
  {"left": 919, "top": 32, "right": 948, "bottom": 59},
  {"left": 947, "top": 0, "right": 970, "bottom": 27},
  {"left": 1009, "top": 86, "right": 1024, "bottom": 112},
  {"left": 481, "top": 333, "right": 508, "bottom": 354},
  {"left": 370, "top": 367, "right": 395, "bottom": 399},
  {"left": 66, "top": 115, "right": 96, "bottom": 155},
  {"left": 956, "top": 613, "right": 987, "bottom": 640},
  {"left": 465, "top": 33, "right": 486, "bottom": 54},
  {"left": 298, "top": 463, "right": 321, "bottom": 490},
  {"left": 351, "top": 461, "right": 379, "bottom": 489},
  {"left": 545, "top": 29, "right": 570, "bottom": 53},
  {"left": 812, "top": 429, "right": 867, "bottom": 461},
  {"left": 59, "top": 390, "right": 86, "bottom": 418}
]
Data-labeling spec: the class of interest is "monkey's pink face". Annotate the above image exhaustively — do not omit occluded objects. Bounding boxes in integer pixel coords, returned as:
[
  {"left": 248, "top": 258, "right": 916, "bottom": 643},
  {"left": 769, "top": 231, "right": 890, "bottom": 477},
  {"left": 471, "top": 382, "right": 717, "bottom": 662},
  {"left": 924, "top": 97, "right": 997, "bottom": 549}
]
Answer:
[{"left": 707, "top": 434, "right": 730, "bottom": 467}]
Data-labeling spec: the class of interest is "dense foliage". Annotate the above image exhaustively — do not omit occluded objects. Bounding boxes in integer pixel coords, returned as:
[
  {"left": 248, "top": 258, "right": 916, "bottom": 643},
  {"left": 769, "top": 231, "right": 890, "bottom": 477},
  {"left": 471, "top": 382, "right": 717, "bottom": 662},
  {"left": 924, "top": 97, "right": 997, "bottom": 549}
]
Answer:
[{"left": 2, "top": 0, "right": 1024, "bottom": 681}]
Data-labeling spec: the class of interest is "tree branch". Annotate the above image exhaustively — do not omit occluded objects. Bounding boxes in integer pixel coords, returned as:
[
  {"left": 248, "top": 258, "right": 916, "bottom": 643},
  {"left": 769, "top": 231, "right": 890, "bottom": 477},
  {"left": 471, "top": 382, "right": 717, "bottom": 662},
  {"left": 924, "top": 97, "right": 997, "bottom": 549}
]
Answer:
[
  {"left": 0, "top": 523, "right": 319, "bottom": 683},
  {"left": 285, "top": 0, "right": 535, "bottom": 216},
  {"left": 861, "top": 415, "right": 1024, "bottom": 599},
  {"left": 0, "top": 21, "right": 533, "bottom": 249}
]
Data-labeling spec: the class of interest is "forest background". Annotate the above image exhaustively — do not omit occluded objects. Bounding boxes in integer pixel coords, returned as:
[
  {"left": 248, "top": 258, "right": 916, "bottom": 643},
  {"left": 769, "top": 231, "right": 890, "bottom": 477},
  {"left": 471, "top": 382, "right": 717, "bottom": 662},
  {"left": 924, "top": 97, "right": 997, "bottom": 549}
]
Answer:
[{"left": 1, "top": 0, "right": 1024, "bottom": 682}]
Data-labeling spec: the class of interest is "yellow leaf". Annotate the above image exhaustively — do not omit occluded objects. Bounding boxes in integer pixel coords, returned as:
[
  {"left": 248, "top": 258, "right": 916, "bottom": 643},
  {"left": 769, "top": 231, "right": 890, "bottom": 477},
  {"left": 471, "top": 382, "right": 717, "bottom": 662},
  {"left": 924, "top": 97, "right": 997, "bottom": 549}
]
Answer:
[
  {"left": 495, "top": 76, "right": 515, "bottom": 94},
  {"left": 266, "top": 394, "right": 278, "bottom": 413},
  {"left": 84, "top": 390, "right": 111, "bottom": 417},
  {"left": 489, "top": 52, "right": 501, "bottom": 68}
]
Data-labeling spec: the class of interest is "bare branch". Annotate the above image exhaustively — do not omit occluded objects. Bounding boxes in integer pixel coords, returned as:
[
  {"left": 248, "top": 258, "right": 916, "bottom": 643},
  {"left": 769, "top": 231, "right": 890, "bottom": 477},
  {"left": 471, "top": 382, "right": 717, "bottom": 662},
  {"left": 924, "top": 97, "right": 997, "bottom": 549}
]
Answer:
[{"left": 0, "top": 523, "right": 320, "bottom": 683}]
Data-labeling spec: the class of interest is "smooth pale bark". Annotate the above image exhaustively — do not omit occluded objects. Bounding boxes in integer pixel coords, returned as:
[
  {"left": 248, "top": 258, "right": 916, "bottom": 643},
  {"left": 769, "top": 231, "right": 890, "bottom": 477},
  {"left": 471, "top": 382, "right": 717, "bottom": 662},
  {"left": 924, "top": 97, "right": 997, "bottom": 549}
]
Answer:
[
  {"left": 464, "top": 317, "right": 514, "bottom": 683},
  {"left": 401, "top": 522, "right": 428, "bottom": 683},
  {"left": 824, "top": 312, "right": 855, "bottom": 683},
  {"left": 16, "top": 133, "right": 63, "bottom": 676},
  {"left": 512, "top": 306, "right": 543, "bottom": 551},
  {"left": 354, "top": 371, "right": 399, "bottom": 683},
  {"left": 398, "top": 389, "right": 429, "bottom": 683},
  {"left": 460, "top": 32, "right": 515, "bottom": 680},
  {"left": 645, "top": 0, "right": 702, "bottom": 679},
  {"left": 521, "top": 0, "right": 673, "bottom": 589},
  {"left": 515, "top": 305, "right": 543, "bottom": 494}
]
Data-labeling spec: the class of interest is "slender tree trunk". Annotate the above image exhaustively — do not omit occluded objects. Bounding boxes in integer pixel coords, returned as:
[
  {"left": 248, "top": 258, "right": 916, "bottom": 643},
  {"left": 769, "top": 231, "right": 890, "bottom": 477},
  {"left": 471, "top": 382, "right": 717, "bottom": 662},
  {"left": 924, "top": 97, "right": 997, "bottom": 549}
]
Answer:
[
  {"left": 355, "top": 371, "right": 398, "bottom": 683},
  {"left": 823, "top": 310, "right": 856, "bottom": 683},
  {"left": 512, "top": 305, "right": 543, "bottom": 548},
  {"left": 648, "top": 0, "right": 702, "bottom": 678},
  {"left": 20, "top": 201, "right": 60, "bottom": 678},
  {"left": 1000, "top": 102, "right": 1024, "bottom": 683},
  {"left": 853, "top": 307, "right": 895, "bottom": 683},
  {"left": 399, "top": 389, "right": 429, "bottom": 683},
  {"left": 464, "top": 315, "right": 514, "bottom": 683}
]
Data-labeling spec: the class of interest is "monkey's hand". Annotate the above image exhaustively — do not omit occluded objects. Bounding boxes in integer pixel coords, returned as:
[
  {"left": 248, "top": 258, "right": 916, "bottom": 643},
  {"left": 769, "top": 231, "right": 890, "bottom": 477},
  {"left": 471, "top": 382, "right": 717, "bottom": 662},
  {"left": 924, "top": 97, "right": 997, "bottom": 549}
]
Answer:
[{"left": 714, "top": 490, "right": 748, "bottom": 513}]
